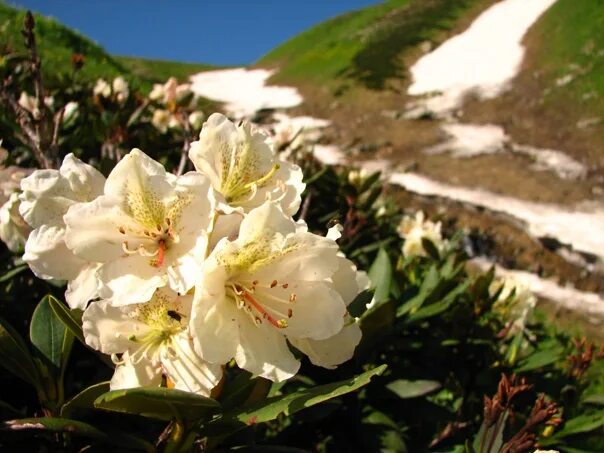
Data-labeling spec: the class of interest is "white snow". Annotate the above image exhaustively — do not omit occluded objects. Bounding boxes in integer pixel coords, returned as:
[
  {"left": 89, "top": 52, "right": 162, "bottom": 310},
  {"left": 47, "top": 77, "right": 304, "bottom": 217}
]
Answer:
[
  {"left": 407, "top": 0, "right": 557, "bottom": 114},
  {"left": 189, "top": 68, "right": 303, "bottom": 117},
  {"left": 472, "top": 258, "right": 604, "bottom": 323},
  {"left": 511, "top": 144, "right": 587, "bottom": 180},
  {"left": 424, "top": 123, "right": 587, "bottom": 179},
  {"left": 426, "top": 123, "right": 508, "bottom": 157},
  {"left": 313, "top": 145, "right": 346, "bottom": 166}
]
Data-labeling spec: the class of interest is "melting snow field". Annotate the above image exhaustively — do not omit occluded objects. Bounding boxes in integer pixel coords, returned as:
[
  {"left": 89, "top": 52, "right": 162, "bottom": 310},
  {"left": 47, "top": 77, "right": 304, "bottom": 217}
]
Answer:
[
  {"left": 190, "top": 68, "right": 303, "bottom": 117},
  {"left": 407, "top": 0, "right": 557, "bottom": 113}
]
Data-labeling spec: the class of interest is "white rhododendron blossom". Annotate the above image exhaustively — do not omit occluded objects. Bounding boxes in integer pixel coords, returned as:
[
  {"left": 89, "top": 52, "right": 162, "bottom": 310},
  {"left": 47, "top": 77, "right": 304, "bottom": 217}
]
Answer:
[
  {"left": 64, "top": 149, "right": 214, "bottom": 305},
  {"left": 191, "top": 201, "right": 361, "bottom": 381},
  {"left": 149, "top": 77, "right": 192, "bottom": 105},
  {"left": 0, "top": 192, "right": 29, "bottom": 252},
  {"left": 83, "top": 288, "right": 222, "bottom": 395},
  {"left": 112, "top": 76, "right": 129, "bottom": 103},
  {"left": 93, "top": 78, "right": 111, "bottom": 98},
  {"left": 19, "top": 154, "right": 105, "bottom": 308},
  {"left": 17, "top": 92, "right": 53, "bottom": 119},
  {"left": 397, "top": 211, "right": 445, "bottom": 258},
  {"left": 188, "top": 111, "right": 205, "bottom": 130},
  {"left": 0, "top": 166, "right": 33, "bottom": 252},
  {"left": 151, "top": 109, "right": 172, "bottom": 134},
  {"left": 62, "top": 101, "right": 79, "bottom": 127},
  {"left": 189, "top": 113, "right": 305, "bottom": 215},
  {"left": 489, "top": 277, "right": 537, "bottom": 333}
]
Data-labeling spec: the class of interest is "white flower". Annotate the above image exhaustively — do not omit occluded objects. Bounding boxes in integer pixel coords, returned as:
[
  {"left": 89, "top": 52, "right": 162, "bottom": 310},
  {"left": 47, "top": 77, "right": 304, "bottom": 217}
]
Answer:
[
  {"left": 150, "top": 77, "right": 192, "bottom": 105},
  {"left": 93, "top": 78, "right": 111, "bottom": 98},
  {"left": 61, "top": 101, "right": 79, "bottom": 127},
  {"left": 0, "top": 166, "right": 33, "bottom": 252},
  {"left": 64, "top": 149, "right": 214, "bottom": 305},
  {"left": 19, "top": 154, "right": 106, "bottom": 308},
  {"left": 112, "top": 76, "right": 129, "bottom": 104},
  {"left": 0, "top": 192, "right": 29, "bottom": 252},
  {"left": 188, "top": 111, "right": 205, "bottom": 130},
  {"left": 189, "top": 113, "right": 305, "bottom": 215},
  {"left": 151, "top": 109, "right": 171, "bottom": 134},
  {"left": 18, "top": 92, "right": 40, "bottom": 119},
  {"left": 191, "top": 201, "right": 362, "bottom": 381},
  {"left": 489, "top": 277, "right": 536, "bottom": 333},
  {"left": 347, "top": 168, "right": 368, "bottom": 188},
  {"left": 83, "top": 288, "right": 222, "bottom": 395},
  {"left": 397, "top": 211, "right": 445, "bottom": 258}
]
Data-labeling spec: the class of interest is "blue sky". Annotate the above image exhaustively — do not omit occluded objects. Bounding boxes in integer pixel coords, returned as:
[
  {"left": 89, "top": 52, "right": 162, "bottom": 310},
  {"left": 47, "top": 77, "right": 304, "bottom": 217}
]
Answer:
[{"left": 10, "top": 0, "right": 382, "bottom": 65}]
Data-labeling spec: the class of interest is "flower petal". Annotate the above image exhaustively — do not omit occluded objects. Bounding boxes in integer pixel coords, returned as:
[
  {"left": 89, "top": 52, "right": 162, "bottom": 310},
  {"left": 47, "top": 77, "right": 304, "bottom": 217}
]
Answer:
[
  {"left": 82, "top": 301, "right": 151, "bottom": 354},
  {"left": 160, "top": 333, "right": 223, "bottom": 396},
  {"left": 23, "top": 224, "right": 87, "bottom": 281},
  {"left": 256, "top": 281, "right": 346, "bottom": 340},
  {"left": 290, "top": 319, "right": 361, "bottom": 369},
  {"left": 235, "top": 316, "right": 300, "bottom": 382},
  {"left": 65, "top": 263, "right": 101, "bottom": 310},
  {"left": 110, "top": 354, "right": 162, "bottom": 390}
]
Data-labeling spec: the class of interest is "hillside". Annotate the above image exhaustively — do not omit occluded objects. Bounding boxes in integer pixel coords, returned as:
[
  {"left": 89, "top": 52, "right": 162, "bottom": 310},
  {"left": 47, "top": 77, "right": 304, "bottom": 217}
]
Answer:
[{"left": 259, "top": 0, "right": 493, "bottom": 89}]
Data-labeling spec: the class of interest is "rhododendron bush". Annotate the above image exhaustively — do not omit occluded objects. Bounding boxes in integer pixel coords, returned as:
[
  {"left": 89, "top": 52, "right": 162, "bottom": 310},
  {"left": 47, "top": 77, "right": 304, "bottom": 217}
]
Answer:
[{"left": 0, "top": 12, "right": 604, "bottom": 453}]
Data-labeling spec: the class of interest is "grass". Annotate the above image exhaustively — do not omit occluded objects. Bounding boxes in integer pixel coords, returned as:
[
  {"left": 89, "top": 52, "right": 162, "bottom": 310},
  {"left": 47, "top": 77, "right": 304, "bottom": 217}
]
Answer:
[
  {"left": 528, "top": 0, "right": 604, "bottom": 119},
  {"left": 0, "top": 3, "right": 127, "bottom": 83},
  {"left": 259, "top": 0, "right": 489, "bottom": 89},
  {"left": 115, "top": 56, "right": 219, "bottom": 84}
]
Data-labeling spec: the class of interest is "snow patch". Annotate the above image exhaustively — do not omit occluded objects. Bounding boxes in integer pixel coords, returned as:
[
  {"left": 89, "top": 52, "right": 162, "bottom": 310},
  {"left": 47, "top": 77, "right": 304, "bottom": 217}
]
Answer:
[
  {"left": 407, "top": 0, "right": 557, "bottom": 114},
  {"left": 190, "top": 68, "right": 303, "bottom": 117},
  {"left": 425, "top": 123, "right": 587, "bottom": 179},
  {"left": 426, "top": 123, "right": 508, "bottom": 157}
]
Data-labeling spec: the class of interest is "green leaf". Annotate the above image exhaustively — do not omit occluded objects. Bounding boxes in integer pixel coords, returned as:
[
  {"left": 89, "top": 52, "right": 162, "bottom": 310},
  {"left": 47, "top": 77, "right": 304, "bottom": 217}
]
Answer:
[
  {"left": 550, "top": 411, "right": 604, "bottom": 439},
  {"left": 583, "top": 394, "right": 604, "bottom": 406},
  {"left": 421, "top": 237, "right": 440, "bottom": 261},
  {"left": 386, "top": 379, "right": 441, "bottom": 399},
  {"left": 0, "top": 316, "right": 40, "bottom": 389},
  {"left": 30, "top": 295, "right": 69, "bottom": 370},
  {"left": 47, "top": 295, "right": 85, "bottom": 344},
  {"left": 514, "top": 346, "right": 564, "bottom": 373},
  {"left": 472, "top": 411, "right": 507, "bottom": 453},
  {"left": 396, "top": 265, "right": 439, "bottom": 318},
  {"left": 405, "top": 280, "right": 469, "bottom": 324},
  {"left": 95, "top": 386, "right": 221, "bottom": 422},
  {"left": 348, "top": 289, "right": 373, "bottom": 317},
  {"left": 368, "top": 248, "right": 392, "bottom": 304},
  {"left": 203, "top": 365, "right": 386, "bottom": 437},
  {"left": 0, "top": 417, "right": 154, "bottom": 451},
  {"left": 0, "top": 264, "right": 28, "bottom": 283},
  {"left": 61, "top": 382, "right": 110, "bottom": 418}
]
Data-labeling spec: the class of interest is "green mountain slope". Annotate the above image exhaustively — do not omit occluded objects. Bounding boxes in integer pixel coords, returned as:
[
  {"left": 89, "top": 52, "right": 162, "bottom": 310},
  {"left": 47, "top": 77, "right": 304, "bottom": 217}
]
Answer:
[
  {"left": 528, "top": 0, "right": 604, "bottom": 119},
  {"left": 259, "top": 0, "right": 492, "bottom": 89}
]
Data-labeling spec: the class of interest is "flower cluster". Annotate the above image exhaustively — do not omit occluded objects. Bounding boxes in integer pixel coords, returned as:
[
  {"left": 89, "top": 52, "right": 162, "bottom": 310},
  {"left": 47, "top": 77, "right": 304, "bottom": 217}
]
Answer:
[
  {"left": 17, "top": 113, "right": 366, "bottom": 396},
  {"left": 93, "top": 76, "right": 130, "bottom": 104},
  {"left": 148, "top": 77, "right": 205, "bottom": 134},
  {"left": 397, "top": 210, "right": 446, "bottom": 258}
]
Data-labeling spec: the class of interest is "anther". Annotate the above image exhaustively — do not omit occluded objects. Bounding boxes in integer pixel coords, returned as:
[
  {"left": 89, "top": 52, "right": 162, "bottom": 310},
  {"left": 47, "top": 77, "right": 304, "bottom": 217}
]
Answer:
[
  {"left": 118, "top": 226, "right": 126, "bottom": 234},
  {"left": 270, "top": 280, "right": 278, "bottom": 288},
  {"left": 287, "top": 309, "right": 293, "bottom": 318},
  {"left": 289, "top": 293, "right": 297, "bottom": 302},
  {"left": 282, "top": 283, "right": 289, "bottom": 289}
]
